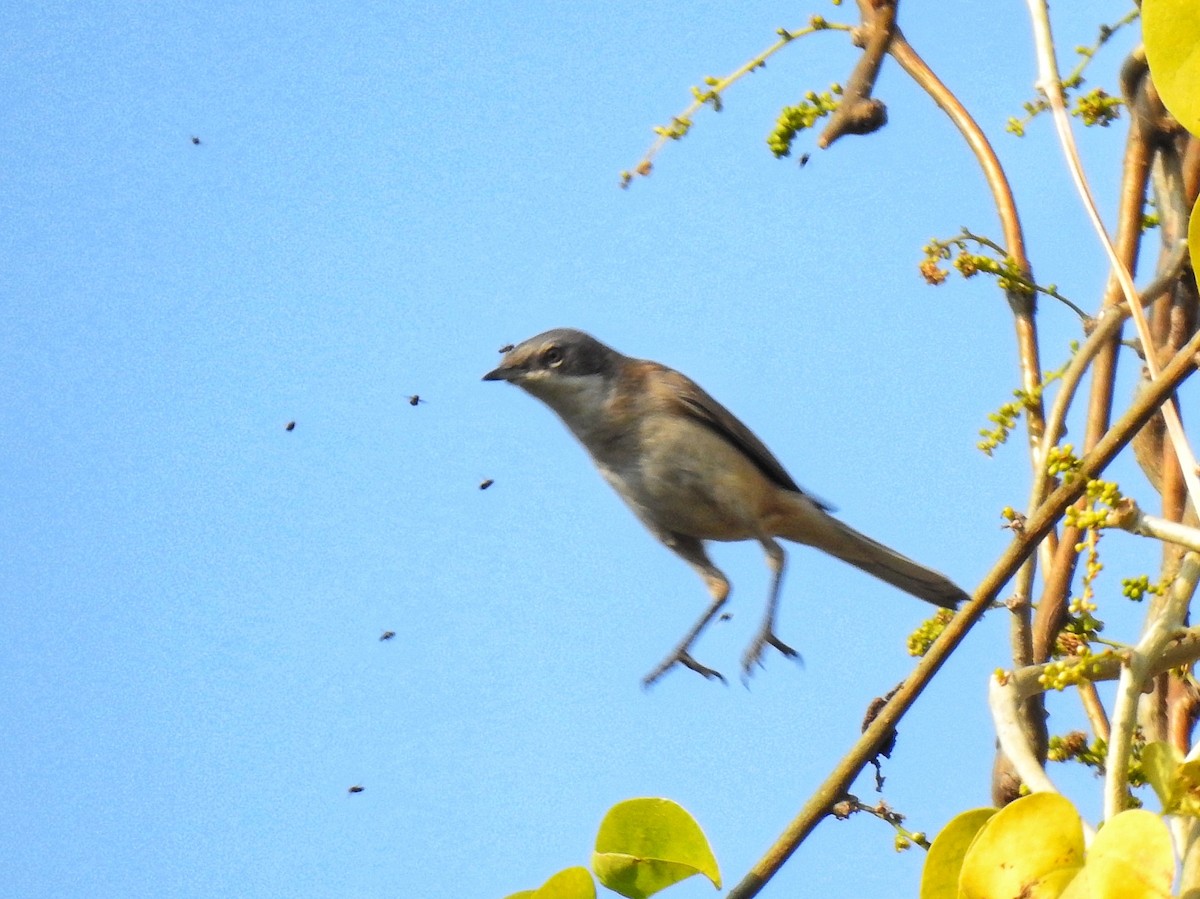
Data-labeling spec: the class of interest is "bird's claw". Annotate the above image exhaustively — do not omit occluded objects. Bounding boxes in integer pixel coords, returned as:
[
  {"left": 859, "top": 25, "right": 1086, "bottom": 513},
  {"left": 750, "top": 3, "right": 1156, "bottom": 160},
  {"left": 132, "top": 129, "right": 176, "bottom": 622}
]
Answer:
[
  {"left": 740, "top": 630, "right": 802, "bottom": 683},
  {"left": 642, "top": 649, "right": 726, "bottom": 689}
]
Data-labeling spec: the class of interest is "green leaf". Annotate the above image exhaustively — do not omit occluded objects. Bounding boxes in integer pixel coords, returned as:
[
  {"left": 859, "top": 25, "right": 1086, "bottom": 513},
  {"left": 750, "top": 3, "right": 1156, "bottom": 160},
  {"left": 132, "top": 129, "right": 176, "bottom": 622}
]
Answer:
[
  {"left": 1142, "top": 740, "right": 1183, "bottom": 811},
  {"left": 920, "top": 808, "right": 997, "bottom": 899},
  {"left": 959, "top": 793, "right": 1084, "bottom": 899},
  {"left": 1058, "top": 810, "right": 1174, "bottom": 899},
  {"left": 504, "top": 866, "right": 596, "bottom": 899},
  {"left": 1143, "top": 0, "right": 1200, "bottom": 137},
  {"left": 592, "top": 798, "right": 720, "bottom": 899}
]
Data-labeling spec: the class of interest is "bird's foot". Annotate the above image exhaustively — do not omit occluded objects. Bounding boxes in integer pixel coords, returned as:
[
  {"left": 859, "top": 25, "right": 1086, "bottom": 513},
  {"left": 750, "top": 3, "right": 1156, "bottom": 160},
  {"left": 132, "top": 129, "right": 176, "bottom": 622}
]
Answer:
[
  {"left": 642, "top": 648, "right": 726, "bottom": 689},
  {"left": 740, "top": 630, "right": 802, "bottom": 683}
]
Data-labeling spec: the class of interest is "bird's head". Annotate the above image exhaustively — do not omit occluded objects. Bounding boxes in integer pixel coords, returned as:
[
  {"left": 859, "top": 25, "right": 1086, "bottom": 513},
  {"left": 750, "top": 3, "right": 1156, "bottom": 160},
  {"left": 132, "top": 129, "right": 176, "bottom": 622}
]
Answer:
[{"left": 483, "top": 329, "right": 624, "bottom": 424}]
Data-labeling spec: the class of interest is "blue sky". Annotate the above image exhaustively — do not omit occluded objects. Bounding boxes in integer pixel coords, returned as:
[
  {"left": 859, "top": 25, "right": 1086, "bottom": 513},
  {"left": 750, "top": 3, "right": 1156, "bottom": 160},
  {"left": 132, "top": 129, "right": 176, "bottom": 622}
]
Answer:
[{"left": 0, "top": 3, "right": 1169, "bottom": 897}]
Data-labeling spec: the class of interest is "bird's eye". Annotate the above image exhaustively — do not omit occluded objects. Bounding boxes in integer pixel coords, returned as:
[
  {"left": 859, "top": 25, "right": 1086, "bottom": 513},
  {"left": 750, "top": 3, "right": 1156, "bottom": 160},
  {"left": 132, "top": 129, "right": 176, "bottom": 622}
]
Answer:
[{"left": 542, "top": 346, "right": 563, "bottom": 367}]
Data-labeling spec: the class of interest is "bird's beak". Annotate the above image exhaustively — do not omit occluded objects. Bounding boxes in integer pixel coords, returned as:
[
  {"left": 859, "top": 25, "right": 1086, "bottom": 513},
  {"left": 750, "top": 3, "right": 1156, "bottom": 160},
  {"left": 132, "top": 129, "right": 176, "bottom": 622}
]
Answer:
[{"left": 482, "top": 364, "right": 520, "bottom": 382}]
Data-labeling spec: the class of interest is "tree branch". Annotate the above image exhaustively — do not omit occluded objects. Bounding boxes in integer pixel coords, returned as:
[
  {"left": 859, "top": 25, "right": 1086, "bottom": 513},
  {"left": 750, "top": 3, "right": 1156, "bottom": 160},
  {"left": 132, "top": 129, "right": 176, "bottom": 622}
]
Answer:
[
  {"left": 726, "top": 327, "right": 1200, "bottom": 899},
  {"left": 818, "top": 0, "right": 894, "bottom": 148}
]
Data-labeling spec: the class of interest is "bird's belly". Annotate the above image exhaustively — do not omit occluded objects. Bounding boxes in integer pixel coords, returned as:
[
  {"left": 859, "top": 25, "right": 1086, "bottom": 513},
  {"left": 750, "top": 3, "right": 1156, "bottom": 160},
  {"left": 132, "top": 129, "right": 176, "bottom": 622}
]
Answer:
[
  {"left": 597, "top": 426, "right": 772, "bottom": 541},
  {"left": 642, "top": 466, "right": 757, "bottom": 540}
]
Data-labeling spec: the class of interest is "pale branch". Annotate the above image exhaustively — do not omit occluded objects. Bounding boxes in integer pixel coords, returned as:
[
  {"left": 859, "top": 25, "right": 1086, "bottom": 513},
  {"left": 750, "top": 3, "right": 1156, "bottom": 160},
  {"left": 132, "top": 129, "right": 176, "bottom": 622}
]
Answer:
[
  {"left": 989, "top": 667, "right": 1070, "bottom": 801},
  {"left": 1104, "top": 553, "right": 1200, "bottom": 820},
  {"left": 1106, "top": 500, "right": 1200, "bottom": 553},
  {"left": 1000, "top": 627, "right": 1200, "bottom": 703}
]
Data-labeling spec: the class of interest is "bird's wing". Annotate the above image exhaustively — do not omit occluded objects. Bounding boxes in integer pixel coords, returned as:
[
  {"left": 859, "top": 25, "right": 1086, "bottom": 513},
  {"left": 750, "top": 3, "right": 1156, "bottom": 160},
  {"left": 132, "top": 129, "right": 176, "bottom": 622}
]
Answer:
[{"left": 653, "top": 365, "right": 833, "bottom": 511}]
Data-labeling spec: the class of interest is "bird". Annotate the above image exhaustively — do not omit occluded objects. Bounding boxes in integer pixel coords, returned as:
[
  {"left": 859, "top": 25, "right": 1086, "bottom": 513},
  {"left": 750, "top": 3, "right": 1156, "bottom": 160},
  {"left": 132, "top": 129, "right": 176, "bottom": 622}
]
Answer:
[{"left": 483, "top": 329, "right": 967, "bottom": 686}]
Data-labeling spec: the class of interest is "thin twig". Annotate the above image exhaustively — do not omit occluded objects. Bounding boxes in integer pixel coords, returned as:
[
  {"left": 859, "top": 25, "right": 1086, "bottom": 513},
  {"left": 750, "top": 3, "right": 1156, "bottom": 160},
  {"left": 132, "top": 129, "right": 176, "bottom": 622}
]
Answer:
[{"left": 621, "top": 20, "right": 852, "bottom": 186}]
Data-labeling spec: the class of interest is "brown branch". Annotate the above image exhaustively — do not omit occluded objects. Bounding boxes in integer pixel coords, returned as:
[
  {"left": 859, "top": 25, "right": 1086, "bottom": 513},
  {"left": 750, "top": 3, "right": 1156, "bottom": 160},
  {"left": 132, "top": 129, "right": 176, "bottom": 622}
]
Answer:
[
  {"left": 1161, "top": 270, "right": 1199, "bottom": 567},
  {"left": 1033, "top": 531, "right": 1082, "bottom": 664},
  {"left": 1183, "top": 135, "right": 1200, "bottom": 202},
  {"left": 1149, "top": 133, "right": 1199, "bottom": 557},
  {"left": 1169, "top": 673, "right": 1200, "bottom": 755},
  {"left": 818, "top": 0, "right": 894, "bottom": 148},
  {"left": 1078, "top": 680, "right": 1111, "bottom": 743}
]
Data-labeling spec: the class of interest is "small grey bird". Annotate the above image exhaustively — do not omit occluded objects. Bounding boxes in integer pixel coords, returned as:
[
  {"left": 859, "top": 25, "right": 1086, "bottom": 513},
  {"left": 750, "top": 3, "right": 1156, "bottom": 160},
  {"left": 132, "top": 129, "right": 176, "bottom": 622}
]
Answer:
[{"left": 484, "top": 329, "right": 967, "bottom": 686}]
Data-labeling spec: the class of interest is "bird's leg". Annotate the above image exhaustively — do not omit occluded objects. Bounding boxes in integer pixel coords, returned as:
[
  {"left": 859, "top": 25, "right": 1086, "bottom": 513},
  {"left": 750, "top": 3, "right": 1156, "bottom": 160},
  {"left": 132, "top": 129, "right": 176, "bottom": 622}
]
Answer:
[
  {"left": 741, "top": 538, "right": 800, "bottom": 681},
  {"left": 642, "top": 537, "right": 730, "bottom": 688},
  {"left": 642, "top": 592, "right": 728, "bottom": 687}
]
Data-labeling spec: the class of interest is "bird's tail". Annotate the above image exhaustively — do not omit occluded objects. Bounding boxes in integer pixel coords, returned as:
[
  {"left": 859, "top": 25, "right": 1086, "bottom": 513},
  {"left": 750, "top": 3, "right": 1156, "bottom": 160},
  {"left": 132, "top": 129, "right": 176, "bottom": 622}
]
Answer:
[{"left": 783, "top": 509, "right": 967, "bottom": 610}]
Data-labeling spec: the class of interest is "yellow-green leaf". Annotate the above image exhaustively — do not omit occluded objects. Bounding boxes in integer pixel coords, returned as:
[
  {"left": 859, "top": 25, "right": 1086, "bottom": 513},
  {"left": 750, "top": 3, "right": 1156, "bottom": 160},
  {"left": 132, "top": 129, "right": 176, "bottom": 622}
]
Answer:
[
  {"left": 1189, "top": 193, "right": 1200, "bottom": 297},
  {"left": 1142, "top": 741, "right": 1183, "bottom": 811},
  {"left": 959, "top": 793, "right": 1084, "bottom": 899},
  {"left": 504, "top": 866, "right": 596, "bottom": 899},
  {"left": 1144, "top": 0, "right": 1200, "bottom": 137},
  {"left": 1058, "top": 810, "right": 1173, "bottom": 899},
  {"left": 1085, "top": 810, "right": 1174, "bottom": 898},
  {"left": 593, "top": 854, "right": 710, "bottom": 899},
  {"left": 1175, "top": 757, "right": 1200, "bottom": 817},
  {"left": 592, "top": 798, "right": 720, "bottom": 899},
  {"left": 920, "top": 808, "right": 998, "bottom": 899}
]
